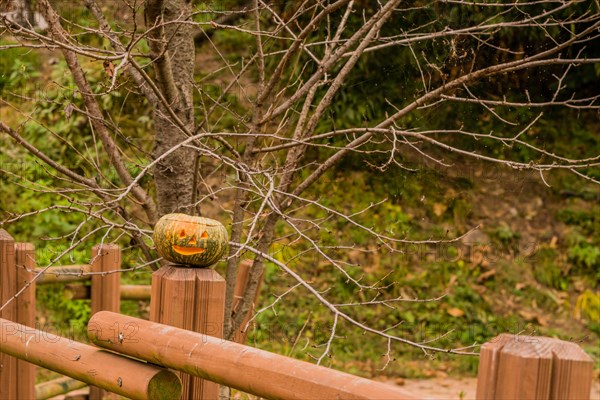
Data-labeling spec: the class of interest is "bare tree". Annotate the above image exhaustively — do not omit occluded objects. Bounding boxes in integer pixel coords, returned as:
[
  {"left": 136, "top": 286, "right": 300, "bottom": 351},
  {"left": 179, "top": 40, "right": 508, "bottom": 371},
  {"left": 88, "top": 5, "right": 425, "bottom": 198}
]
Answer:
[{"left": 1, "top": 0, "right": 599, "bottom": 363}]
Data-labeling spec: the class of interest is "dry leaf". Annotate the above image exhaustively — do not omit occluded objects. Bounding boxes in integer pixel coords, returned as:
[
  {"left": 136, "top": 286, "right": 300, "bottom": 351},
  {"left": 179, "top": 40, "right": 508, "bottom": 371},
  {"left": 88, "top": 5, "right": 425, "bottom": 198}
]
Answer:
[
  {"left": 474, "top": 284, "right": 488, "bottom": 295},
  {"left": 448, "top": 274, "right": 458, "bottom": 287},
  {"left": 64, "top": 102, "right": 74, "bottom": 119},
  {"left": 476, "top": 268, "right": 496, "bottom": 283},
  {"left": 436, "top": 371, "right": 449, "bottom": 379},
  {"left": 103, "top": 60, "right": 115, "bottom": 78},
  {"left": 447, "top": 307, "right": 465, "bottom": 317},
  {"left": 432, "top": 202, "right": 447, "bottom": 217},
  {"left": 471, "top": 250, "right": 484, "bottom": 266},
  {"left": 518, "top": 309, "right": 548, "bottom": 326},
  {"left": 519, "top": 309, "right": 536, "bottom": 321}
]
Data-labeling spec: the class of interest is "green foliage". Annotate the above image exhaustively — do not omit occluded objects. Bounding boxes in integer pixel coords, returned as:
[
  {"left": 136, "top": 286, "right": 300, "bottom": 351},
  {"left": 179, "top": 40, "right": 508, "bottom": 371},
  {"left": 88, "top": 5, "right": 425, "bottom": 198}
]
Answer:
[
  {"left": 557, "top": 208, "right": 600, "bottom": 237},
  {"left": 489, "top": 223, "right": 520, "bottom": 246},
  {"left": 0, "top": 38, "right": 154, "bottom": 337},
  {"left": 211, "top": 28, "right": 255, "bottom": 58},
  {"left": 0, "top": 40, "right": 152, "bottom": 237},
  {"left": 36, "top": 284, "right": 91, "bottom": 338},
  {"left": 532, "top": 246, "right": 569, "bottom": 291},
  {"left": 0, "top": 41, "right": 41, "bottom": 90},
  {"left": 576, "top": 290, "right": 600, "bottom": 322},
  {"left": 568, "top": 243, "right": 600, "bottom": 277},
  {"left": 556, "top": 207, "right": 600, "bottom": 281}
]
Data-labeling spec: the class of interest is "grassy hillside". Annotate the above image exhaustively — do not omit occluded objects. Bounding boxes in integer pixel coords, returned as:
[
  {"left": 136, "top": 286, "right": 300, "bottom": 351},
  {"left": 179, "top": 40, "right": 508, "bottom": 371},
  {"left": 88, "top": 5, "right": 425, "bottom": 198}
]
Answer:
[{"left": 236, "top": 155, "right": 599, "bottom": 378}]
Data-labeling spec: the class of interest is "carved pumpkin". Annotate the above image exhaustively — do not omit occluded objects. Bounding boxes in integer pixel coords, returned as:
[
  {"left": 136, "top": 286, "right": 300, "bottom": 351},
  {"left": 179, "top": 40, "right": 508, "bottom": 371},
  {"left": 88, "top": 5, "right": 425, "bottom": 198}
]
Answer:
[{"left": 153, "top": 213, "right": 228, "bottom": 267}]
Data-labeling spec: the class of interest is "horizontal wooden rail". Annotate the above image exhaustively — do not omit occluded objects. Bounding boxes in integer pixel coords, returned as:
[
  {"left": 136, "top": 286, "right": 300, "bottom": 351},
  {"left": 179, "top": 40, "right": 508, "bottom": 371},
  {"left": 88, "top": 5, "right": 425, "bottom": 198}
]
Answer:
[
  {"left": 89, "top": 312, "right": 418, "bottom": 400},
  {"left": 35, "top": 265, "right": 91, "bottom": 284},
  {"left": 121, "top": 284, "right": 151, "bottom": 300},
  {"left": 0, "top": 317, "right": 181, "bottom": 399},
  {"left": 36, "top": 376, "right": 87, "bottom": 399},
  {"left": 62, "top": 284, "right": 90, "bottom": 300},
  {"left": 64, "top": 284, "right": 151, "bottom": 300}
]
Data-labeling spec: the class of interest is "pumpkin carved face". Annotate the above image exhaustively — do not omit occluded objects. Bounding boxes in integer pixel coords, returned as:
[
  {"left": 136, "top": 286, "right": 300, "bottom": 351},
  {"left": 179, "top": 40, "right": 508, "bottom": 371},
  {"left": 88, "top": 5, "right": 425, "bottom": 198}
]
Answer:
[{"left": 153, "top": 213, "right": 228, "bottom": 267}]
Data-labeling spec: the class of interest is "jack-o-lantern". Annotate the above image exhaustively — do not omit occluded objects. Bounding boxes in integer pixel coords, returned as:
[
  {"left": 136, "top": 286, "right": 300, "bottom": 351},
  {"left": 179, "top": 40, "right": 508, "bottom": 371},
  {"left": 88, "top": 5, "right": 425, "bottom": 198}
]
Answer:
[{"left": 153, "top": 213, "right": 228, "bottom": 267}]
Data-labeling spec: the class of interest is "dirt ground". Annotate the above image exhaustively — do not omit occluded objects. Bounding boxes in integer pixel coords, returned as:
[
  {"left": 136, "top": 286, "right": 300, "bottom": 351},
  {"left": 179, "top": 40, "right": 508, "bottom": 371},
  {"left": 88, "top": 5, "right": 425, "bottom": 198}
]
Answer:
[{"left": 389, "top": 377, "right": 600, "bottom": 399}]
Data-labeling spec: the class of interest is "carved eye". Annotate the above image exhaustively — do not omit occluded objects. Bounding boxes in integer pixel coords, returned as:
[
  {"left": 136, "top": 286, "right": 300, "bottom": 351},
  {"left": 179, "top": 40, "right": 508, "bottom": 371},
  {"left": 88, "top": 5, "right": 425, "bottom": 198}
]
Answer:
[
  {"left": 188, "top": 235, "right": 197, "bottom": 246},
  {"left": 179, "top": 229, "right": 186, "bottom": 239},
  {"left": 200, "top": 231, "right": 209, "bottom": 239}
]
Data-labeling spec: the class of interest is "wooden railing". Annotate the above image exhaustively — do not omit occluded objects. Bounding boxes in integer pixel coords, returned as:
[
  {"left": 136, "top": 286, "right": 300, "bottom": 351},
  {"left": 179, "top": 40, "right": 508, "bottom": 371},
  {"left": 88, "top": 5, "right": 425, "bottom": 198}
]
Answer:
[{"left": 0, "top": 229, "right": 594, "bottom": 400}]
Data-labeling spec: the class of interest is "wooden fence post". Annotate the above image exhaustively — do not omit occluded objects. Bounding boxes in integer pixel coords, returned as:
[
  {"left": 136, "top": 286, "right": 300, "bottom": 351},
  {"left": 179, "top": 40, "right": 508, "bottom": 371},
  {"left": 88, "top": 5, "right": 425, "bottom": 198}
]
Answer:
[
  {"left": 15, "top": 242, "right": 36, "bottom": 399},
  {"left": 151, "top": 265, "right": 225, "bottom": 400},
  {"left": 91, "top": 244, "right": 121, "bottom": 315},
  {"left": 0, "top": 229, "right": 17, "bottom": 400},
  {"left": 476, "top": 333, "right": 594, "bottom": 400},
  {"left": 90, "top": 244, "right": 121, "bottom": 400}
]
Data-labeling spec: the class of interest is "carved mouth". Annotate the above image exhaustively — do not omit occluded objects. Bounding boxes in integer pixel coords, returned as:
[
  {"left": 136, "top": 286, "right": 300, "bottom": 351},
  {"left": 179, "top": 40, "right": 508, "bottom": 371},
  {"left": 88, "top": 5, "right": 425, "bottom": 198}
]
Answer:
[{"left": 173, "top": 245, "right": 206, "bottom": 255}]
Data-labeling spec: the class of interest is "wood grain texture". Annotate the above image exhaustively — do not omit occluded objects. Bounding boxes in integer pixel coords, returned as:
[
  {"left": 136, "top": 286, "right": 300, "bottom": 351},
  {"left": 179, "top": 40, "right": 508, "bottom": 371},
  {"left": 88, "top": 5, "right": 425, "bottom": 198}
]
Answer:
[
  {"left": 89, "top": 312, "right": 419, "bottom": 400},
  {"left": 91, "top": 244, "right": 121, "bottom": 315},
  {"left": 90, "top": 244, "right": 121, "bottom": 400},
  {"left": 15, "top": 242, "right": 36, "bottom": 399},
  {"left": 0, "top": 229, "right": 17, "bottom": 400},
  {"left": 476, "top": 334, "right": 593, "bottom": 400},
  {"left": 1, "top": 317, "right": 181, "bottom": 399},
  {"left": 150, "top": 265, "right": 225, "bottom": 399}
]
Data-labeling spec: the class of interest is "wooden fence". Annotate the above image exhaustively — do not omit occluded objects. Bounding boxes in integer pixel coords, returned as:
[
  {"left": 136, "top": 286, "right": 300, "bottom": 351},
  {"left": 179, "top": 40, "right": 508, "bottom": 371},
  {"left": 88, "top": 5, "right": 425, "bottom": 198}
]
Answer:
[{"left": 0, "top": 229, "right": 594, "bottom": 400}]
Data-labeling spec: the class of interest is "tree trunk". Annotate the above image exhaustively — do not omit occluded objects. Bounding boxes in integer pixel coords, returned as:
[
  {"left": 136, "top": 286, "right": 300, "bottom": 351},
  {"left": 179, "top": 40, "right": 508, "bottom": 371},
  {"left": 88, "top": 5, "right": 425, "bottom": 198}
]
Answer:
[{"left": 147, "top": 0, "right": 196, "bottom": 216}]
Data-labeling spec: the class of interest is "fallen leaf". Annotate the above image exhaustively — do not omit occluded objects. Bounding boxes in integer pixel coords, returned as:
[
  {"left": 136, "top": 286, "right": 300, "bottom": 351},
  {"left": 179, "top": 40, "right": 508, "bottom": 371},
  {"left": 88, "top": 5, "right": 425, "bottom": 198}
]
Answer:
[
  {"left": 448, "top": 274, "right": 458, "bottom": 287},
  {"left": 473, "top": 285, "right": 487, "bottom": 295},
  {"left": 471, "top": 250, "right": 484, "bottom": 266},
  {"left": 476, "top": 269, "right": 496, "bottom": 283},
  {"left": 519, "top": 309, "right": 536, "bottom": 321},
  {"left": 436, "top": 371, "right": 449, "bottom": 379},
  {"left": 515, "top": 282, "right": 528, "bottom": 290},
  {"left": 433, "top": 202, "right": 447, "bottom": 217},
  {"left": 518, "top": 309, "right": 548, "bottom": 326},
  {"left": 447, "top": 307, "right": 465, "bottom": 317}
]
